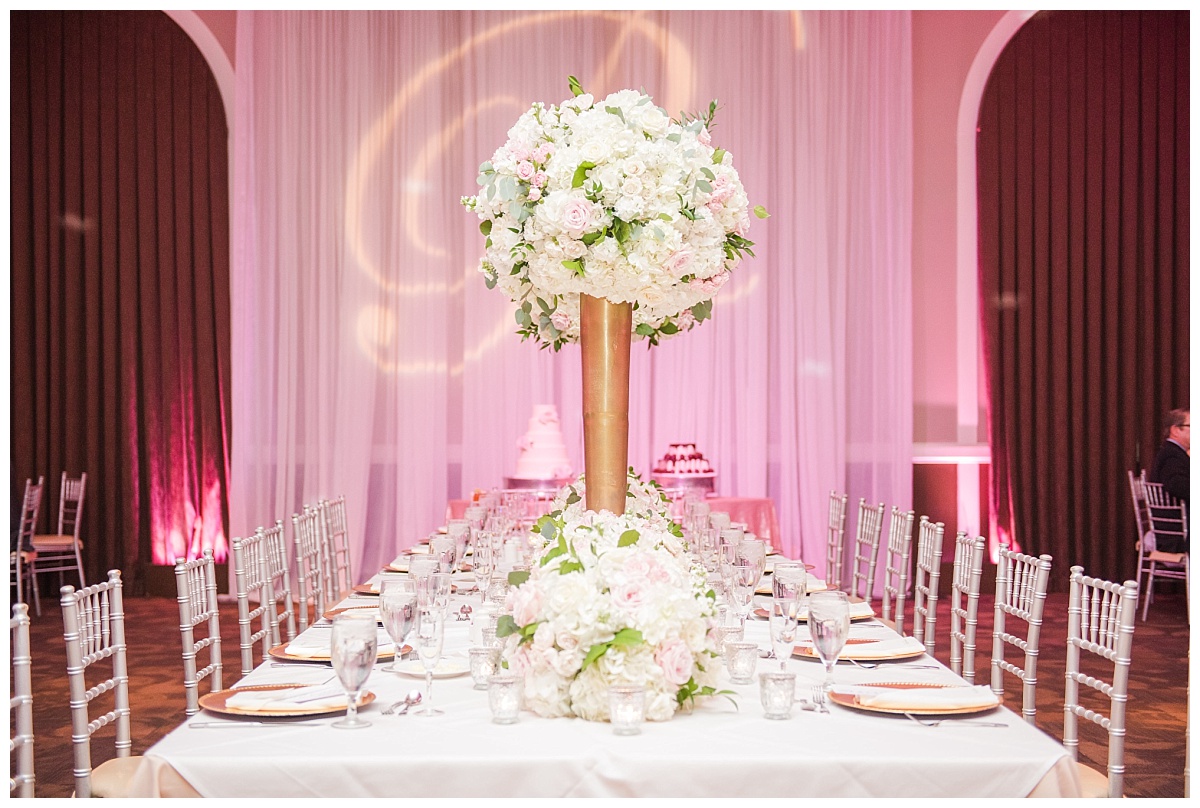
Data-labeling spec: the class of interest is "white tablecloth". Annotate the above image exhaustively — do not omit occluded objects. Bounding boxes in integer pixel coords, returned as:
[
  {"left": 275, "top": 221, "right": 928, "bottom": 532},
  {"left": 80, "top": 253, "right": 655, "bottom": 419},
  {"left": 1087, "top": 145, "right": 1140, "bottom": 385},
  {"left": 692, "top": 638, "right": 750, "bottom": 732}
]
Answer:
[{"left": 130, "top": 582, "right": 1080, "bottom": 798}]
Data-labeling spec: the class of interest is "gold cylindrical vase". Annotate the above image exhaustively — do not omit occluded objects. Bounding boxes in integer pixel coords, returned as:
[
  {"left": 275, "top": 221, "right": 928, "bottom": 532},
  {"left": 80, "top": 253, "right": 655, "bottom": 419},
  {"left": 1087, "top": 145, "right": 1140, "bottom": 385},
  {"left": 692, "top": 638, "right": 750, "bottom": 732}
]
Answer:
[{"left": 579, "top": 294, "right": 632, "bottom": 515}]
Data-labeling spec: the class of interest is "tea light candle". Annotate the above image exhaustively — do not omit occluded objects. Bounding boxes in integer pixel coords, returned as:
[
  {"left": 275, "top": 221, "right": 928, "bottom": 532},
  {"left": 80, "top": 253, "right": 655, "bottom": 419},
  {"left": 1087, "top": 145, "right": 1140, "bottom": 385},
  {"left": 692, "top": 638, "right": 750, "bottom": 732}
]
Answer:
[
  {"left": 488, "top": 674, "right": 521, "bottom": 724},
  {"left": 608, "top": 684, "right": 646, "bottom": 735}
]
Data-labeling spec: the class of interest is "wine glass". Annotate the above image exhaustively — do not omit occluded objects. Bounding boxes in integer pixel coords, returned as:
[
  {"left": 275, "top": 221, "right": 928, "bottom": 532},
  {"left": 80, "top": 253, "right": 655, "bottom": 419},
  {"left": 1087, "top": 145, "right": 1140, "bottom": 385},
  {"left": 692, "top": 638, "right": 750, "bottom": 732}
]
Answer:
[
  {"left": 330, "top": 613, "right": 378, "bottom": 729},
  {"left": 378, "top": 578, "right": 416, "bottom": 672},
  {"left": 430, "top": 534, "right": 456, "bottom": 574},
  {"left": 413, "top": 607, "right": 445, "bottom": 717},
  {"left": 447, "top": 521, "right": 471, "bottom": 573},
  {"left": 808, "top": 590, "right": 850, "bottom": 692},
  {"left": 769, "top": 600, "right": 798, "bottom": 672}
]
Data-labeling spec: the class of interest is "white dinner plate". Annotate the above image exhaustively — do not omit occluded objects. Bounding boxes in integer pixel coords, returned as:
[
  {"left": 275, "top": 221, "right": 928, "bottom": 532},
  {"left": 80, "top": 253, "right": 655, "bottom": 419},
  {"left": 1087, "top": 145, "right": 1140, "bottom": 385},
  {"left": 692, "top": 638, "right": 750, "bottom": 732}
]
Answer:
[{"left": 393, "top": 658, "right": 470, "bottom": 679}]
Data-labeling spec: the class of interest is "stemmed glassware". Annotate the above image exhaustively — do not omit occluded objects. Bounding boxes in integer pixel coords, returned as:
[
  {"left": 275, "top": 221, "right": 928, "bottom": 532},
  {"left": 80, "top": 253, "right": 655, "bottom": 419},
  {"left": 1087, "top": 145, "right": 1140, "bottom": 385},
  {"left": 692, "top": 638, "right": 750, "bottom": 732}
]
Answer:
[
  {"left": 413, "top": 606, "right": 446, "bottom": 716},
  {"left": 736, "top": 538, "right": 767, "bottom": 587},
  {"left": 430, "top": 534, "right": 456, "bottom": 574},
  {"left": 730, "top": 562, "right": 758, "bottom": 628},
  {"left": 417, "top": 572, "right": 453, "bottom": 615},
  {"left": 769, "top": 599, "right": 798, "bottom": 672},
  {"left": 378, "top": 578, "right": 417, "bottom": 673},
  {"left": 473, "top": 531, "right": 495, "bottom": 606},
  {"left": 330, "top": 613, "right": 378, "bottom": 729},
  {"left": 808, "top": 590, "right": 850, "bottom": 693},
  {"left": 447, "top": 520, "right": 471, "bottom": 574}
]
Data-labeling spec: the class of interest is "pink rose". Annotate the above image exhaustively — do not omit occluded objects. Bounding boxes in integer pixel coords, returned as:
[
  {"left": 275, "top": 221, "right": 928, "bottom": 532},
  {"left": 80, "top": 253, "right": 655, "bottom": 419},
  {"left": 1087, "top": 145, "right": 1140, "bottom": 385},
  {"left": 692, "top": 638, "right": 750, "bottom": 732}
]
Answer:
[
  {"left": 646, "top": 560, "right": 670, "bottom": 584},
  {"left": 675, "top": 309, "right": 696, "bottom": 330},
  {"left": 612, "top": 579, "right": 647, "bottom": 610},
  {"left": 664, "top": 248, "right": 694, "bottom": 279},
  {"left": 690, "top": 271, "right": 730, "bottom": 296},
  {"left": 532, "top": 172, "right": 548, "bottom": 188},
  {"left": 551, "top": 311, "right": 571, "bottom": 331},
  {"left": 528, "top": 187, "right": 542, "bottom": 202},
  {"left": 623, "top": 554, "right": 653, "bottom": 578},
  {"left": 511, "top": 584, "right": 544, "bottom": 626},
  {"left": 697, "top": 126, "right": 712, "bottom": 147},
  {"left": 655, "top": 638, "right": 694, "bottom": 687},
  {"left": 516, "top": 161, "right": 536, "bottom": 182},
  {"left": 561, "top": 198, "right": 595, "bottom": 233},
  {"left": 534, "top": 144, "right": 552, "bottom": 163}
]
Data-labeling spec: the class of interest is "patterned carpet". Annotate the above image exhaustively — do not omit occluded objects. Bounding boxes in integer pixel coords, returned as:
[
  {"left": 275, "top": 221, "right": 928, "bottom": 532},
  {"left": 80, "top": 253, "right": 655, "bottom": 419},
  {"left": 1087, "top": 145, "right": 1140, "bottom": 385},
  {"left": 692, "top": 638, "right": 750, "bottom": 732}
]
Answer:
[{"left": 15, "top": 585, "right": 1189, "bottom": 798}]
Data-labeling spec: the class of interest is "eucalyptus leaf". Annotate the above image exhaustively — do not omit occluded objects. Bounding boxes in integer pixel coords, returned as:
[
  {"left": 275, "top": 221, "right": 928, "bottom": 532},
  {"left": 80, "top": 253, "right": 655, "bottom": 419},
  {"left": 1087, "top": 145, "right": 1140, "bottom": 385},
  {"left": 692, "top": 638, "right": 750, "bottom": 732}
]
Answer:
[
  {"left": 516, "top": 309, "right": 531, "bottom": 327},
  {"left": 700, "top": 167, "right": 715, "bottom": 180},
  {"left": 605, "top": 105, "right": 625, "bottom": 123},
  {"left": 495, "top": 615, "right": 518, "bottom": 638},
  {"left": 696, "top": 180, "right": 712, "bottom": 193},
  {"left": 507, "top": 569, "right": 530, "bottom": 587}
]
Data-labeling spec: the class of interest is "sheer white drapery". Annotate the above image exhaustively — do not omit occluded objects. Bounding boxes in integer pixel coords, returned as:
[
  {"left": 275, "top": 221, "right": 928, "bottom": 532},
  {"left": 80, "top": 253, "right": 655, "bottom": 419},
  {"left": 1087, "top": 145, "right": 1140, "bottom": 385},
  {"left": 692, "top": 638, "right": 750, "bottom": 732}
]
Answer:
[{"left": 231, "top": 10, "right": 912, "bottom": 577}]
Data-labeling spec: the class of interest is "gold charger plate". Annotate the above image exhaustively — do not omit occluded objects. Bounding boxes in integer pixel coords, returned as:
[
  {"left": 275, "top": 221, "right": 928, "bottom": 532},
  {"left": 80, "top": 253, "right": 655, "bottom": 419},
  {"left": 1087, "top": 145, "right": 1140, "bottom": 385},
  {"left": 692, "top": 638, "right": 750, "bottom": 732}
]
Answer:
[
  {"left": 198, "top": 683, "right": 377, "bottom": 718},
  {"left": 827, "top": 682, "right": 1001, "bottom": 716},
  {"left": 792, "top": 639, "right": 926, "bottom": 661},
  {"left": 268, "top": 642, "right": 399, "bottom": 663},
  {"left": 754, "top": 606, "right": 875, "bottom": 621}
]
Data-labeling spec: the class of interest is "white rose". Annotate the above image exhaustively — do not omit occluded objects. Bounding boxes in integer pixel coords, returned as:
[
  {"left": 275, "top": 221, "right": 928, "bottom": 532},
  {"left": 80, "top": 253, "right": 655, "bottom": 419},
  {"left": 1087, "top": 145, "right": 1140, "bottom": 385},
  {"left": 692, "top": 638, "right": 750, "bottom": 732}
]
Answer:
[{"left": 638, "top": 107, "right": 670, "bottom": 137}]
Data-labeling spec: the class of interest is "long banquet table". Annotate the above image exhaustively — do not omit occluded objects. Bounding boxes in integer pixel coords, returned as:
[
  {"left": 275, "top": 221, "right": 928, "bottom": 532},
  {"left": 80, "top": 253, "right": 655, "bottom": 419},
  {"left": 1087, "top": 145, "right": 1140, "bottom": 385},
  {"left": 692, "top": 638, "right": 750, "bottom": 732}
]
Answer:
[{"left": 128, "top": 566, "right": 1081, "bottom": 798}]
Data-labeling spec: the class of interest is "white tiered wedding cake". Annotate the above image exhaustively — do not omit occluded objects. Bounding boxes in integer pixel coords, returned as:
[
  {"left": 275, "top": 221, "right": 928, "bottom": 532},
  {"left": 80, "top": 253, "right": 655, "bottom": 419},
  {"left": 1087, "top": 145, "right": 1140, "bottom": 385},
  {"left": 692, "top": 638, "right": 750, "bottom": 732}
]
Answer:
[{"left": 506, "top": 404, "right": 573, "bottom": 489}]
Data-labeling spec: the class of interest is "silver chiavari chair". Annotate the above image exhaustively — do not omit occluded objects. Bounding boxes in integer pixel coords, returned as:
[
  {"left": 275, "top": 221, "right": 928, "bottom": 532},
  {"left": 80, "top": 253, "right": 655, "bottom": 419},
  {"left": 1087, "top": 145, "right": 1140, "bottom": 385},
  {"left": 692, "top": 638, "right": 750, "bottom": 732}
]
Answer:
[
  {"left": 10, "top": 603, "right": 35, "bottom": 797},
  {"left": 1064, "top": 566, "right": 1139, "bottom": 798},
  {"left": 260, "top": 520, "right": 297, "bottom": 644},
  {"left": 31, "top": 471, "right": 88, "bottom": 592},
  {"left": 1140, "top": 474, "right": 1189, "bottom": 620},
  {"left": 878, "top": 508, "right": 915, "bottom": 633},
  {"left": 173, "top": 550, "right": 223, "bottom": 716},
  {"left": 949, "top": 531, "right": 986, "bottom": 683},
  {"left": 990, "top": 542, "right": 1052, "bottom": 724},
  {"left": 824, "top": 491, "right": 849, "bottom": 590},
  {"left": 232, "top": 530, "right": 280, "bottom": 675},
  {"left": 292, "top": 506, "right": 327, "bottom": 631},
  {"left": 911, "top": 516, "right": 946, "bottom": 655},
  {"left": 60, "top": 570, "right": 141, "bottom": 797},
  {"left": 319, "top": 495, "right": 354, "bottom": 603},
  {"left": 11, "top": 477, "right": 45, "bottom": 616},
  {"left": 848, "top": 500, "right": 887, "bottom": 603}
]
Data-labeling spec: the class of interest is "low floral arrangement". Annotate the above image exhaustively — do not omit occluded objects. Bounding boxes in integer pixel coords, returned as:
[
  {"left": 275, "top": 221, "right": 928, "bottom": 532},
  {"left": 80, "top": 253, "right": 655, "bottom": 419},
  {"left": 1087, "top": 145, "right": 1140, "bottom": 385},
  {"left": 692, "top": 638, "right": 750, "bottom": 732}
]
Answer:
[
  {"left": 549, "top": 468, "right": 682, "bottom": 541},
  {"left": 496, "top": 472, "right": 726, "bottom": 721},
  {"left": 462, "top": 76, "right": 767, "bottom": 350}
]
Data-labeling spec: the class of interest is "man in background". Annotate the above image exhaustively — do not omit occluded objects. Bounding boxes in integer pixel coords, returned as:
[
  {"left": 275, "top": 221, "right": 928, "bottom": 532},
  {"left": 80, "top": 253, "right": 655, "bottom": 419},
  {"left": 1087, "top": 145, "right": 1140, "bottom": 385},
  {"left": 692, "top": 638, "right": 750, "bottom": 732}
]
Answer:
[{"left": 1150, "top": 407, "right": 1190, "bottom": 506}]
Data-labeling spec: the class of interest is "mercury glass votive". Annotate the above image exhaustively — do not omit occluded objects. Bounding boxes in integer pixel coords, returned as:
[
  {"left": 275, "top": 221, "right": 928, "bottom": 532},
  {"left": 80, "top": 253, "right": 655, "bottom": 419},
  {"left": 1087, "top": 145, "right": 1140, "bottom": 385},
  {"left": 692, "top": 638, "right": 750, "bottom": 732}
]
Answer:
[
  {"left": 759, "top": 671, "right": 797, "bottom": 719},
  {"left": 608, "top": 685, "right": 646, "bottom": 735},
  {"left": 716, "top": 625, "right": 744, "bottom": 656},
  {"left": 725, "top": 641, "right": 759, "bottom": 685},
  {"left": 469, "top": 647, "right": 498, "bottom": 690},
  {"left": 488, "top": 675, "right": 521, "bottom": 724}
]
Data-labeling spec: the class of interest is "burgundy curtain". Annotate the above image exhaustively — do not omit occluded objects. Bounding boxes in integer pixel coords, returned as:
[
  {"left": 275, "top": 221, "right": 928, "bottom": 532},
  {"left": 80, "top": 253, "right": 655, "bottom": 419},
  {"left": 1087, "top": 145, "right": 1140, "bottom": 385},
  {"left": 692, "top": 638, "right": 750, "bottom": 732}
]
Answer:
[
  {"left": 10, "top": 11, "right": 231, "bottom": 592},
  {"left": 978, "top": 10, "right": 1189, "bottom": 588}
]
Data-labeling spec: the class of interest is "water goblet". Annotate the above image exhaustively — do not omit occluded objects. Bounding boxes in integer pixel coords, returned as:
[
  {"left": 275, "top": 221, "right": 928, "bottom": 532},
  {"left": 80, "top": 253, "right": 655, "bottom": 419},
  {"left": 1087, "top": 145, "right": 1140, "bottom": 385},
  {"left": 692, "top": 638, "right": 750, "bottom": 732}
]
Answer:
[
  {"left": 472, "top": 532, "right": 496, "bottom": 605},
  {"left": 447, "top": 520, "right": 471, "bottom": 572},
  {"left": 808, "top": 590, "right": 851, "bottom": 693},
  {"left": 408, "top": 554, "right": 439, "bottom": 585},
  {"left": 709, "top": 511, "right": 732, "bottom": 532},
  {"left": 417, "top": 572, "right": 452, "bottom": 614},
  {"left": 430, "top": 534, "right": 456, "bottom": 574},
  {"left": 413, "top": 607, "right": 445, "bottom": 716},
  {"left": 330, "top": 613, "right": 377, "bottom": 729},
  {"left": 737, "top": 538, "right": 767, "bottom": 585},
  {"left": 378, "top": 578, "right": 417, "bottom": 673}
]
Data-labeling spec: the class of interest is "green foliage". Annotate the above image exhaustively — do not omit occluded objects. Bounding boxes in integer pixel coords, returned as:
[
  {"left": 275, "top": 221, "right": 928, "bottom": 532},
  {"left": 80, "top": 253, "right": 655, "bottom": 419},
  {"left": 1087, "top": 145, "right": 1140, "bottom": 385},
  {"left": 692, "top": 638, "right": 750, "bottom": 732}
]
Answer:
[
  {"left": 754, "top": 205, "right": 770, "bottom": 219},
  {"left": 568, "top": 75, "right": 585, "bottom": 97},
  {"left": 495, "top": 614, "right": 518, "bottom": 638},
  {"left": 618, "top": 529, "right": 640, "bottom": 547},
  {"left": 507, "top": 569, "right": 530, "bottom": 587}
]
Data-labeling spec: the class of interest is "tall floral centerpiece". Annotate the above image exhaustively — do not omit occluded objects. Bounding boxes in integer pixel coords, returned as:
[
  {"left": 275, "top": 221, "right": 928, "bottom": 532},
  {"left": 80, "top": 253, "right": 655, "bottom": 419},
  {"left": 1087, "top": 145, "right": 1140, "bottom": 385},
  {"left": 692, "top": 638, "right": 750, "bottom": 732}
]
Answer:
[
  {"left": 462, "top": 76, "right": 764, "bottom": 513},
  {"left": 463, "top": 78, "right": 762, "bottom": 721}
]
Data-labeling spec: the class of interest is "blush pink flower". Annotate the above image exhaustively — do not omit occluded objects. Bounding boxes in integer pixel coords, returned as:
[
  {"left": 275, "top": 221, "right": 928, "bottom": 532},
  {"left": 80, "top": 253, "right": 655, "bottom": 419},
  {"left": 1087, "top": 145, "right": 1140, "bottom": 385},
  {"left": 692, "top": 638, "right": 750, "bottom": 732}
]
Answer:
[
  {"left": 516, "top": 161, "right": 536, "bottom": 182},
  {"left": 655, "top": 638, "right": 694, "bottom": 687},
  {"left": 532, "top": 172, "right": 548, "bottom": 188},
  {"left": 512, "top": 585, "right": 544, "bottom": 626},
  {"left": 690, "top": 271, "right": 730, "bottom": 296},
  {"left": 697, "top": 126, "right": 712, "bottom": 147},
  {"left": 612, "top": 579, "right": 647, "bottom": 610},
  {"left": 561, "top": 198, "right": 595, "bottom": 233},
  {"left": 551, "top": 311, "right": 571, "bottom": 331},
  {"left": 663, "top": 248, "right": 694, "bottom": 279}
]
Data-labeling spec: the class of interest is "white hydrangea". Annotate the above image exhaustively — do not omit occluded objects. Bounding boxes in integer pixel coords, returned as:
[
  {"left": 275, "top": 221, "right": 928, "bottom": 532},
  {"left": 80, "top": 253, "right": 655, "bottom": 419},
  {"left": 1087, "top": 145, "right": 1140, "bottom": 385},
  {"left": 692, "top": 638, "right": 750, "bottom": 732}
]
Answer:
[{"left": 463, "top": 81, "right": 760, "bottom": 350}]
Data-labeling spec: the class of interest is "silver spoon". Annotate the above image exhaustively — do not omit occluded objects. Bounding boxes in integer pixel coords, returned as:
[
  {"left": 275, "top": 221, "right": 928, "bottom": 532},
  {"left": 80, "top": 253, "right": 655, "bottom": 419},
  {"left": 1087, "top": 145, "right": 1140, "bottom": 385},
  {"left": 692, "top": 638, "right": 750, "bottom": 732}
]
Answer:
[{"left": 382, "top": 689, "right": 422, "bottom": 716}]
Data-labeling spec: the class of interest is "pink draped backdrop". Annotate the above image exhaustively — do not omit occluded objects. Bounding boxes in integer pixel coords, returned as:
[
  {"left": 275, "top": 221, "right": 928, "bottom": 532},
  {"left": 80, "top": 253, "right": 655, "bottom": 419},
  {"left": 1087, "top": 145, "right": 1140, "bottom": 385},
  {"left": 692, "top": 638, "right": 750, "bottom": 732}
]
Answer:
[{"left": 230, "top": 10, "right": 912, "bottom": 582}]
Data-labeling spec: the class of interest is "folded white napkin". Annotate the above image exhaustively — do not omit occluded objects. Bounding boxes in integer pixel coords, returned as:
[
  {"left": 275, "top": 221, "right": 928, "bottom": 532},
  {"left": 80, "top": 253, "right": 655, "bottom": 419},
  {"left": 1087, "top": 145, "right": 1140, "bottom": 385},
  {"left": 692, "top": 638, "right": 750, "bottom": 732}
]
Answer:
[
  {"left": 831, "top": 684, "right": 999, "bottom": 711},
  {"left": 798, "top": 601, "right": 874, "bottom": 620},
  {"left": 225, "top": 684, "right": 351, "bottom": 712},
  {"left": 798, "top": 635, "right": 925, "bottom": 660},
  {"left": 283, "top": 628, "right": 394, "bottom": 659},
  {"left": 758, "top": 577, "right": 828, "bottom": 595},
  {"left": 407, "top": 545, "right": 431, "bottom": 555}
]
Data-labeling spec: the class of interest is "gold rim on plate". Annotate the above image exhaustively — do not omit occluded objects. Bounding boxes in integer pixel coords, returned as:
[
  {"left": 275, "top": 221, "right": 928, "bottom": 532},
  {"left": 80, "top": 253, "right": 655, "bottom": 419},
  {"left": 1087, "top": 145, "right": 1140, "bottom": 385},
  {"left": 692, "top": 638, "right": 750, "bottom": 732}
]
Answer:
[
  {"left": 198, "top": 683, "right": 377, "bottom": 718},
  {"left": 753, "top": 607, "right": 875, "bottom": 621},
  {"left": 352, "top": 582, "right": 459, "bottom": 596},
  {"left": 792, "top": 641, "right": 926, "bottom": 662},
  {"left": 267, "top": 642, "right": 402, "bottom": 663},
  {"left": 827, "top": 682, "right": 1002, "bottom": 716}
]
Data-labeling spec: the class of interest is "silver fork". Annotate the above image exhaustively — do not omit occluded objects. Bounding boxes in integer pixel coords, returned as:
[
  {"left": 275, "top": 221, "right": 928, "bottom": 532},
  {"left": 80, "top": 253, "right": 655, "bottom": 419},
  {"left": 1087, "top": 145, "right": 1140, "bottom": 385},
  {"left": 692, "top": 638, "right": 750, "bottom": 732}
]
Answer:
[
  {"left": 811, "top": 686, "right": 829, "bottom": 714},
  {"left": 904, "top": 713, "right": 1008, "bottom": 728}
]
